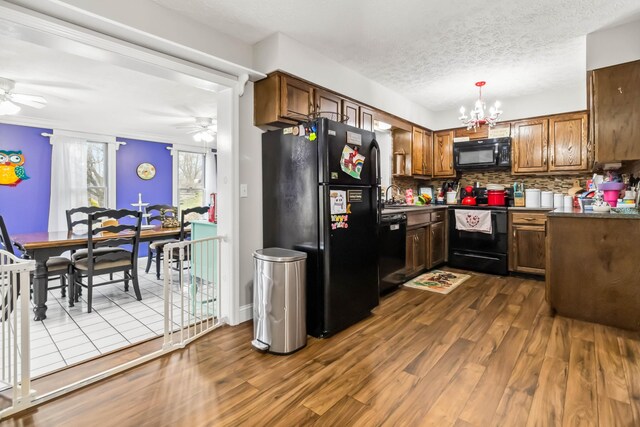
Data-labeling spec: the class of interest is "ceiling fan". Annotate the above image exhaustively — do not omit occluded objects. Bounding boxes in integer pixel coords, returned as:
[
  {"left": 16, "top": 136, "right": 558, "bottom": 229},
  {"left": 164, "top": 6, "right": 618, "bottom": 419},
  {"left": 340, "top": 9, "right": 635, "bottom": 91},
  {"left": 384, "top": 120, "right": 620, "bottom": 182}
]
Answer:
[
  {"left": 0, "top": 77, "right": 47, "bottom": 116},
  {"left": 176, "top": 117, "right": 217, "bottom": 143}
]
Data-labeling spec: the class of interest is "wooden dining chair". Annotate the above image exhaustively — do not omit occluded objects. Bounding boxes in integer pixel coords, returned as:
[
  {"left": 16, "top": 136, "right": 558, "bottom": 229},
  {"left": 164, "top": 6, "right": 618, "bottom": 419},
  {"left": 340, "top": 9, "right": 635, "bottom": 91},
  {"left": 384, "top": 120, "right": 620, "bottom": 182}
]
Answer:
[
  {"left": 0, "top": 215, "right": 71, "bottom": 301},
  {"left": 144, "top": 204, "right": 178, "bottom": 279},
  {"left": 164, "top": 206, "right": 209, "bottom": 276},
  {"left": 70, "top": 209, "right": 142, "bottom": 313}
]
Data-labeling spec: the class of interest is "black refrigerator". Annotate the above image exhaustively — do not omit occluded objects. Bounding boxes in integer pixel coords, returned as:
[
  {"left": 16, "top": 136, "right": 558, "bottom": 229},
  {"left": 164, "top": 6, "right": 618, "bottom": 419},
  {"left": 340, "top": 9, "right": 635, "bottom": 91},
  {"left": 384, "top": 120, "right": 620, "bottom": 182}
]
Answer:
[{"left": 262, "top": 118, "right": 381, "bottom": 338}]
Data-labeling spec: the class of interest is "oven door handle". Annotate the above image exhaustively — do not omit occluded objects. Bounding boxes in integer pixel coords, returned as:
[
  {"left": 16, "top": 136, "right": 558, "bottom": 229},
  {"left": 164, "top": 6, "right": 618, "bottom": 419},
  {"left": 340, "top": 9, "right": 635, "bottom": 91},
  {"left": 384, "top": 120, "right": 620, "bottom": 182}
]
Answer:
[{"left": 452, "top": 251, "right": 502, "bottom": 261}]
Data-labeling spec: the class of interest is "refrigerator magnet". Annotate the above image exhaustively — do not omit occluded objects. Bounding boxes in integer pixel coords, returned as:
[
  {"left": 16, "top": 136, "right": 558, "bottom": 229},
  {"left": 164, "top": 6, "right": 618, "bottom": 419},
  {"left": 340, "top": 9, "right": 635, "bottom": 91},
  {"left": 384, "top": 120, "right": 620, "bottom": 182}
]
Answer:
[
  {"left": 330, "top": 190, "right": 347, "bottom": 214},
  {"left": 331, "top": 214, "right": 349, "bottom": 230},
  {"left": 340, "top": 145, "right": 365, "bottom": 179}
]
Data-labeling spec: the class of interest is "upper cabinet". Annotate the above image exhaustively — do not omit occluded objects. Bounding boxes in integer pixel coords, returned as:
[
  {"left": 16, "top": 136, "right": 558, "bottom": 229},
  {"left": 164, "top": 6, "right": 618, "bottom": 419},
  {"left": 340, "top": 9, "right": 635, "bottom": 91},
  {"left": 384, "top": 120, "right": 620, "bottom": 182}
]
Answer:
[
  {"left": 590, "top": 60, "right": 640, "bottom": 163},
  {"left": 548, "top": 113, "right": 588, "bottom": 172},
  {"left": 342, "top": 99, "right": 360, "bottom": 128},
  {"left": 512, "top": 119, "right": 549, "bottom": 174},
  {"left": 360, "top": 106, "right": 375, "bottom": 132},
  {"left": 512, "top": 113, "right": 588, "bottom": 174},
  {"left": 255, "top": 73, "right": 313, "bottom": 126},
  {"left": 314, "top": 88, "right": 341, "bottom": 121},
  {"left": 411, "top": 127, "right": 433, "bottom": 177},
  {"left": 433, "top": 130, "right": 455, "bottom": 177}
]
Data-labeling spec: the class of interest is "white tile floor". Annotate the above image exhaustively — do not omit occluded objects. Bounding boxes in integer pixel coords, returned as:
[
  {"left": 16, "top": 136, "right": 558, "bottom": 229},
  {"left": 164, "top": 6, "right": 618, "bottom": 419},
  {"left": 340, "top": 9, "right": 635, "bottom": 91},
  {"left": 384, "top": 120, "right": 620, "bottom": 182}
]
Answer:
[{"left": 24, "top": 263, "right": 214, "bottom": 378}]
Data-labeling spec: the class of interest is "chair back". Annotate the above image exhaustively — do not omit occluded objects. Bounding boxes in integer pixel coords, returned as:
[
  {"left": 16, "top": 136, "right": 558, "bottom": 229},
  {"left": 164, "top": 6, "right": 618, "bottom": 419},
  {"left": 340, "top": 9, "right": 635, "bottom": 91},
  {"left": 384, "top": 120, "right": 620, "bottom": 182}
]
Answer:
[
  {"left": 146, "top": 204, "right": 177, "bottom": 225},
  {"left": 0, "top": 215, "right": 16, "bottom": 256},
  {"left": 66, "top": 206, "right": 106, "bottom": 233},
  {"left": 180, "top": 206, "right": 209, "bottom": 240},
  {"left": 86, "top": 209, "right": 142, "bottom": 270}
]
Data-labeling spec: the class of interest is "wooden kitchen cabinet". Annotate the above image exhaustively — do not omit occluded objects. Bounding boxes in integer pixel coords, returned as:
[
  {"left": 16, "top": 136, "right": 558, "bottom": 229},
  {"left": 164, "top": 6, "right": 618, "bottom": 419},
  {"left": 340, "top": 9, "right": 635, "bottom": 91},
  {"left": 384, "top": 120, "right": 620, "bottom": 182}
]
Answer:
[
  {"left": 342, "top": 99, "right": 360, "bottom": 128},
  {"left": 360, "top": 106, "right": 375, "bottom": 132},
  {"left": 548, "top": 112, "right": 588, "bottom": 171},
  {"left": 406, "top": 227, "right": 426, "bottom": 277},
  {"left": 513, "top": 113, "right": 589, "bottom": 174},
  {"left": 254, "top": 73, "right": 314, "bottom": 126},
  {"left": 433, "top": 130, "right": 455, "bottom": 177},
  {"left": 590, "top": 60, "right": 640, "bottom": 163},
  {"left": 512, "top": 119, "right": 548, "bottom": 174},
  {"left": 314, "top": 89, "right": 341, "bottom": 121},
  {"left": 429, "top": 220, "right": 446, "bottom": 267},
  {"left": 411, "top": 127, "right": 433, "bottom": 177},
  {"left": 508, "top": 211, "right": 547, "bottom": 275}
]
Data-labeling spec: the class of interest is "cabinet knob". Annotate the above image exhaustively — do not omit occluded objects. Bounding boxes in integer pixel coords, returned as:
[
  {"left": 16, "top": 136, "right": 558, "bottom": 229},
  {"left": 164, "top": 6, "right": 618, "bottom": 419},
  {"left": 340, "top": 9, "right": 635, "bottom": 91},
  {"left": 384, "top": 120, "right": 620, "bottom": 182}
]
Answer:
[{"left": 618, "top": 87, "right": 623, "bottom": 94}]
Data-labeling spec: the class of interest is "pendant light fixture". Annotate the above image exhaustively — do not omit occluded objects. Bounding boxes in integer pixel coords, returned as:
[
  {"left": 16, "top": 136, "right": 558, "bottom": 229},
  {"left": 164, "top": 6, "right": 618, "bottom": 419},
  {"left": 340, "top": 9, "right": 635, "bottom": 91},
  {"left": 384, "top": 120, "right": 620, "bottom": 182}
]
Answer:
[{"left": 458, "top": 81, "right": 502, "bottom": 130}]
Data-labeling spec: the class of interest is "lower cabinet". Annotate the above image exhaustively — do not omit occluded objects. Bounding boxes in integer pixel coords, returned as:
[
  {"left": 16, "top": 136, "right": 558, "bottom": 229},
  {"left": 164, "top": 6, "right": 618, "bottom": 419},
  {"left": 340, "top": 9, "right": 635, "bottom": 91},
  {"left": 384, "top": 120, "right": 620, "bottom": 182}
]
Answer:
[
  {"left": 405, "top": 211, "right": 447, "bottom": 279},
  {"left": 508, "top": 211, "right": 548, "bottom": 275},
  {"left": 406, "top": 227, "right": 426, "bottom": 277}
]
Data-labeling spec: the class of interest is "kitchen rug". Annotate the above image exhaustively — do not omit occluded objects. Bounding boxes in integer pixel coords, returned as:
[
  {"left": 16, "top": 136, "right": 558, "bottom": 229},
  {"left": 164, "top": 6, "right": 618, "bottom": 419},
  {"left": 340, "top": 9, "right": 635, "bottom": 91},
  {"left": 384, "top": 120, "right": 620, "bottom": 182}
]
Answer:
[{"left": 403, "top": 270, "right": 470, "bottom": 295}]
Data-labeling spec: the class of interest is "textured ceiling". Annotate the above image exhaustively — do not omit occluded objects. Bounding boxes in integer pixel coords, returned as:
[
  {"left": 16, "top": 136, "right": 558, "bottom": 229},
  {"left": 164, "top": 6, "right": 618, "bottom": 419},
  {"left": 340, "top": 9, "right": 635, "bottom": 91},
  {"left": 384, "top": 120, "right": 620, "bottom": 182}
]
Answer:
[
  {"left": 152, "top": 0, "right": 640, "bottom": 111},
  {"left": 0, "top": 34, "right": 218, "bottom": 144}
]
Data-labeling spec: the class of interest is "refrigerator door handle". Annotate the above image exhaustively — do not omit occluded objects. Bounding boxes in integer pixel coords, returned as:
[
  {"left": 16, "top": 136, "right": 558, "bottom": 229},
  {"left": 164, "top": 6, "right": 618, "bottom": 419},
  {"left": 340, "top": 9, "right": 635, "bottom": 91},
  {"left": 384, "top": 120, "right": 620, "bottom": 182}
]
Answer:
[{"left": 370, "top": 139, "right": 381, "bottom": 186}]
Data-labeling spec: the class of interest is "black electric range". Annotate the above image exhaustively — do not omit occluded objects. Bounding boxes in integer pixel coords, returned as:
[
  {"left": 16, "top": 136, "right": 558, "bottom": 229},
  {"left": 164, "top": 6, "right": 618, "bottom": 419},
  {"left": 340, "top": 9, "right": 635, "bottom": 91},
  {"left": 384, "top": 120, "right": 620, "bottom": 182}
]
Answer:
[{"left": 448, "top": 187, "right": 511, "bottom": 275}]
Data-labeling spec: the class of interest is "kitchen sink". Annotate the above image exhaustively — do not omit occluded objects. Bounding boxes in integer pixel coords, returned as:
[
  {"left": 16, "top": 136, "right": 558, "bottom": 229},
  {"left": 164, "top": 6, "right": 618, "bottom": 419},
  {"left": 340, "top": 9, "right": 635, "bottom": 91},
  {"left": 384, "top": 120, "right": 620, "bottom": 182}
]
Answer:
[{"left": 383, "top": 204, "right": 431, "bottom": 209}]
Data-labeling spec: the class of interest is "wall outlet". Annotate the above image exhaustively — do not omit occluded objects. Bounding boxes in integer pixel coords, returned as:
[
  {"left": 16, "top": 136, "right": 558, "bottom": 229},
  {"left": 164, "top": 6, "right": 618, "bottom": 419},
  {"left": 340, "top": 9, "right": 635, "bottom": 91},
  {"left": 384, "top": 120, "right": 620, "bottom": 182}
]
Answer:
[{"left": 240, "top": 184, "right": 248, "bottom": 198}]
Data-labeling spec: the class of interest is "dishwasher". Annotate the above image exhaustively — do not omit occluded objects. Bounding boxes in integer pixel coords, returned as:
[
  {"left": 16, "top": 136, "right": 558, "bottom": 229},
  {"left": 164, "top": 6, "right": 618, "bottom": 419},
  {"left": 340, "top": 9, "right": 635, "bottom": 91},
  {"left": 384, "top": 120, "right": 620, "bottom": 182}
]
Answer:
[{"left": 378, "top": 212, "right": 407, "bottom": 294}]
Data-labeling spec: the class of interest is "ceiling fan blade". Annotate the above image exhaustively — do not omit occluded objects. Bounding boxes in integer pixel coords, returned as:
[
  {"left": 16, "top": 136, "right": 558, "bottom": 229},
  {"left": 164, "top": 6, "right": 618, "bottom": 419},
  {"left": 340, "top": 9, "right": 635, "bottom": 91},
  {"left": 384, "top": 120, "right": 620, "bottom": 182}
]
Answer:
[
  {"left": 10, "top": 93, "right": 47, "bottom": 109},
  {"left": 186, "top": 129, "right": 202, "bottom": 134},
  {"left": 175, "top": 125, "right": 200, "bottom": 129}
]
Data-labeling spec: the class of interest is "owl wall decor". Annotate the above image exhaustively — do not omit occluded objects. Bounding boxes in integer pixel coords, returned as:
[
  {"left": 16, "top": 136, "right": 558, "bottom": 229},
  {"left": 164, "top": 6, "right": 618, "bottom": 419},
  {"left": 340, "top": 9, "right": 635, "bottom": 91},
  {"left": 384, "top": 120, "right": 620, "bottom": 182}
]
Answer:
[{"left": 0, "top": 150, "right": 29, "bottom": 186}]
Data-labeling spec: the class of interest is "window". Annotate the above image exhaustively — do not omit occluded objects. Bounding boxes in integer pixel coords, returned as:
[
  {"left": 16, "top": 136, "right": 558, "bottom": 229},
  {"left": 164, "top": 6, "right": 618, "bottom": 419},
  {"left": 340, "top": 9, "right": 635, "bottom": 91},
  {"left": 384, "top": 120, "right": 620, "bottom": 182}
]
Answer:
[
  {"left": 87, "top": 142, "right": 107, "bottom": 207},
  {"left": 177, "top": 151, "right": 205, "bottom": 210}
]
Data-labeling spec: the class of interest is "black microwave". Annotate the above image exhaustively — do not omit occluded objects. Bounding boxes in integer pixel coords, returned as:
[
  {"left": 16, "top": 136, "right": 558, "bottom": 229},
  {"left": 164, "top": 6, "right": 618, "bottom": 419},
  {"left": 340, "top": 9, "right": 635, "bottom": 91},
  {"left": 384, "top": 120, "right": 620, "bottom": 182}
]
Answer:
[{"left": 453, "top": 137, "right": 511, "bottom": 171}]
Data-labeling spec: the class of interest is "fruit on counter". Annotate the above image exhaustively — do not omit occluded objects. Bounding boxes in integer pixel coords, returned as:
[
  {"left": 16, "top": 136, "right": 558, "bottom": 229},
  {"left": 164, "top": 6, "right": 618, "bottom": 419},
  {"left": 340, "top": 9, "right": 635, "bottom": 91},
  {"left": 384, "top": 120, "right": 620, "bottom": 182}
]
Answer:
[{"left": 416, "top": 194, "right": 432, "bottom": 205}]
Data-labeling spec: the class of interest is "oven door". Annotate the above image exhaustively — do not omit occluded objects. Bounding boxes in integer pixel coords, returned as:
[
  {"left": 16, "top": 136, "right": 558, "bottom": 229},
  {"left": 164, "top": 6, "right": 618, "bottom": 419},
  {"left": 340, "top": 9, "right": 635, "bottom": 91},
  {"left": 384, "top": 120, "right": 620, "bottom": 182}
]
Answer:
[
  {"left": 448, "top": 209, "right": 507, "bottom": 254},
  {"left": 454, "top": 143, "right": 499, "bottom": 170}
]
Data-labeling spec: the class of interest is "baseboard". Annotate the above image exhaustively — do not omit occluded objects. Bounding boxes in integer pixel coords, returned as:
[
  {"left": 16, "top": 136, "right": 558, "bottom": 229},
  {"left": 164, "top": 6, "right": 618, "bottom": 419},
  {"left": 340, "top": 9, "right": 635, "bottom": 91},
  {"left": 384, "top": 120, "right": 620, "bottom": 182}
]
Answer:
[{"left": 238, "top": 304, "right": 253, "bottom": 324}]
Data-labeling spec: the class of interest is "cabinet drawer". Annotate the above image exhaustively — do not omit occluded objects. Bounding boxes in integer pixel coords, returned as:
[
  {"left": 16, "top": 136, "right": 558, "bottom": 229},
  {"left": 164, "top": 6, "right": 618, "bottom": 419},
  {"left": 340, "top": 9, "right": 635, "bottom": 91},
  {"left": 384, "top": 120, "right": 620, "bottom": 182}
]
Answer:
[
  {"left": 407, "top": 212, "right": 431, "bottom": 227},
  {"left": 431, "top": 210, "right": 445, "bottom": 223},
  {"left": 511, "top": 212, "right": 547, "bottom": 226}
]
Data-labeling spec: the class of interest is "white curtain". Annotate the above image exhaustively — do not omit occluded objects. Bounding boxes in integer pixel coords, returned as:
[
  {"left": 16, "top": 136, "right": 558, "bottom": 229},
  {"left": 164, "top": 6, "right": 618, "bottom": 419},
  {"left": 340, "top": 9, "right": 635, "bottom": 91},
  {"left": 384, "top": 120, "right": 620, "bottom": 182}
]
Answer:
[{"left": 48, "top": 135, "right": 88, "bottom": 232}]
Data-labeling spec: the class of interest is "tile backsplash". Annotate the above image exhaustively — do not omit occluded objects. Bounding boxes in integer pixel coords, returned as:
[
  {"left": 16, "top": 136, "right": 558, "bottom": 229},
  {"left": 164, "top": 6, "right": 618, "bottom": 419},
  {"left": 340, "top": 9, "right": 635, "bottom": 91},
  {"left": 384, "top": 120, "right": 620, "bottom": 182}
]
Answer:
[{"left": 393, "top": 170, "right": 593, "bottom": 195}]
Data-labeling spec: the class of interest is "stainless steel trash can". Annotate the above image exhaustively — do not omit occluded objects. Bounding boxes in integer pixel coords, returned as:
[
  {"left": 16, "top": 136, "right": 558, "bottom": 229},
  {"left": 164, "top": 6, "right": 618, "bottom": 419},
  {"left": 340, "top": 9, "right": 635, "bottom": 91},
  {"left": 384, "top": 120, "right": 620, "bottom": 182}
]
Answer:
[{"left": 252, "top": 248, "right": 307, "bottom": 354}]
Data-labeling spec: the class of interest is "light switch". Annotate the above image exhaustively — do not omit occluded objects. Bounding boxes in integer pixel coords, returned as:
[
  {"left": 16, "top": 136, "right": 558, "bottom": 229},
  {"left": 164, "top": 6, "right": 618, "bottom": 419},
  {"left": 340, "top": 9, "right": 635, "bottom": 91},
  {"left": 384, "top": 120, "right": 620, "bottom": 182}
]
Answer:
[{"left": 240, "top": 184, "right": 248, "bottom": 198}]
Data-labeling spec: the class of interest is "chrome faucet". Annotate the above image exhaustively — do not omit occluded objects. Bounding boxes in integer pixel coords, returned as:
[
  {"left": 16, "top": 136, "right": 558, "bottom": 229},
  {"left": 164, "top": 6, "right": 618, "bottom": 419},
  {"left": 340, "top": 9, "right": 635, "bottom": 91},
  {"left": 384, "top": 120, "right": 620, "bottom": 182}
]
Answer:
[{"left": 385, "top": 185, "right": 402, "bottom": 204}]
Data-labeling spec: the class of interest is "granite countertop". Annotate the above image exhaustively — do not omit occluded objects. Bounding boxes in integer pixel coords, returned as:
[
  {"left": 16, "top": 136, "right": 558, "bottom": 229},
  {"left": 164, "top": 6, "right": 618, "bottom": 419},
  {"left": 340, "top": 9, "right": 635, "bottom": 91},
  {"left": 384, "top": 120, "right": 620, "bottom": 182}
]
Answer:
[
  {"left": 381, "top": 205, "right": 448, "bottom": 214},
  {"left": 547, "top": 207, "right": 640, "bottom": 219},
  {"left": 508, "top": 207, "right": 554, "bottom": 211}
]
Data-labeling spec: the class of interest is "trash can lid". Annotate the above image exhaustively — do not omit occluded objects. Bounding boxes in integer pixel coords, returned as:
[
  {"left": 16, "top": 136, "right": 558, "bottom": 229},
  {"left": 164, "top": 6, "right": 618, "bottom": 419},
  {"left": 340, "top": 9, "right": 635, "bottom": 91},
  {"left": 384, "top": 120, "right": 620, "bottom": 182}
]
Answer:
[{"left": 253, "top": 248, "right": 307, "bottom": 262}]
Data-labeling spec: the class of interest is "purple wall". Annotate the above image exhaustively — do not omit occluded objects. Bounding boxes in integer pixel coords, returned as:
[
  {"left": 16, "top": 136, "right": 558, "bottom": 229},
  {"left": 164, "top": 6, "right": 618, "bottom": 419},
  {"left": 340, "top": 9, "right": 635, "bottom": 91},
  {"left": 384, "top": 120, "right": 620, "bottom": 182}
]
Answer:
[
  {"left": 116, "top": 137, "right": 173, "bottom": 257},
  {"left": 0, "top": 123, "right": 52, "bottom": 234}
]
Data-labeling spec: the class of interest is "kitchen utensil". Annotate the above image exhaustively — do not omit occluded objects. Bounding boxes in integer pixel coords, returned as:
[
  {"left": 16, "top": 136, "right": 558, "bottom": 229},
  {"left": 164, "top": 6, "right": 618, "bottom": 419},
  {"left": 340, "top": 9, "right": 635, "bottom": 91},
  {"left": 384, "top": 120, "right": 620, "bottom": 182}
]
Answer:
[
  {"left": 593, "top": 205, "right": 611, "bottom": 213},
  {"left": 599, "top": 182, "right": 625, "bottom": 207},
  {"left": 568, "top": 179, "right": 583, "bottom": 196},
  {"left": 487, "top": 190, "right": 506, "bottom": 206},
  {"left": 486, "top": 184, "right": 505, "bottom": 191},
  {"left": 541, "top": 191, "right": 553, "bottom": 208},
  {"left": 525, "top": 189, "right": 541, "bottom": 208},
  {"left": 461, "top": 186, "right": 477, "bottom": 206}
]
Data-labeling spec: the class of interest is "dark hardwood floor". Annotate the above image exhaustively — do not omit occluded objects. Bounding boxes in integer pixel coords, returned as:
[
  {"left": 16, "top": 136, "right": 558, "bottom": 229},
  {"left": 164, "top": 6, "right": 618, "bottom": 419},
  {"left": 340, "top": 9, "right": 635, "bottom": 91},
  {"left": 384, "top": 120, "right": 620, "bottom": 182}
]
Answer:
[{"left": 3, "top": 271, "right": 640, "bottom": 426}]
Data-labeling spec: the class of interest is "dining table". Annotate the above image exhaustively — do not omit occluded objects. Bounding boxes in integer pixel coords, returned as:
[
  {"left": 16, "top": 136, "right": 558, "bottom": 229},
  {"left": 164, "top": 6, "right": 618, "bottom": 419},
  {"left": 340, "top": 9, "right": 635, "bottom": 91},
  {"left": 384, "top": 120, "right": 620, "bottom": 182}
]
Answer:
[{"left": 11, "top": 225, "right": 183, "bottom": 321}]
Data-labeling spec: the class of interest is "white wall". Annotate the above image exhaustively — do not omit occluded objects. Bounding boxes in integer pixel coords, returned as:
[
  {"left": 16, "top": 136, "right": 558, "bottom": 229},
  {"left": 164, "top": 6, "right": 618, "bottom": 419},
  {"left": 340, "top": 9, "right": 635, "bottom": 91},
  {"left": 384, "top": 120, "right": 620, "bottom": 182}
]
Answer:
[
  {"left": 238, "top": 82, "right": 264, "bottom": 309},
  {"left": 253, "top": 33, "right": 437, "bottom": 129},
  {"left": 431, "top": 83, "right": 586, "bottom": 130},
  {"left": 587, "top": 19, "right": 640, "bottom": 70}
]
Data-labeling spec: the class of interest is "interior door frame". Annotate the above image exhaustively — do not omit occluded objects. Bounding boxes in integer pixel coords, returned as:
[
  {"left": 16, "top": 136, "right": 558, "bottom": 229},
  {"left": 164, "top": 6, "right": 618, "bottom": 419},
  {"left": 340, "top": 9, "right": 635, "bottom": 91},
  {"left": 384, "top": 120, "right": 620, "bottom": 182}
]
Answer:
[{"left": 0, "top": 2, "right": 266, "bottom": 325}]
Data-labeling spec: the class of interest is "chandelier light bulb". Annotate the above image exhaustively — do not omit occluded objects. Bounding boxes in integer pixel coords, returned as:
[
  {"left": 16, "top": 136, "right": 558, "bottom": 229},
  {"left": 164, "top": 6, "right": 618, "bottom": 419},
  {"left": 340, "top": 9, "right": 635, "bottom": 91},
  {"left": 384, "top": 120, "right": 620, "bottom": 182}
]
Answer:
[{"left": 458, "top": 81, "right": 502, "bottom": 130}]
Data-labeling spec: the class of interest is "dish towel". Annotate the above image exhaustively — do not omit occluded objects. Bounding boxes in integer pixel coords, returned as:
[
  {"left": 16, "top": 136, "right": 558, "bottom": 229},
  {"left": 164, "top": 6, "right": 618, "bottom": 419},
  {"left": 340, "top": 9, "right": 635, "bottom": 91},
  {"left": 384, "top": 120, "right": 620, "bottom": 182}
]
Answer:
[{"left": 455, "top": 210, "right": 492, "bottom": 234}]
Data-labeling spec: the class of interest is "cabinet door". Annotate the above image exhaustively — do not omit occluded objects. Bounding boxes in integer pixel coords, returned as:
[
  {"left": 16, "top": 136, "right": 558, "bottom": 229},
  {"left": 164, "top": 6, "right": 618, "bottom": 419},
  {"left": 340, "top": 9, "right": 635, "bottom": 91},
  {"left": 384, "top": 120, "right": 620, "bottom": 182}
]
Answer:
[
  {"left": 412, "top": 127, "right": 424, "bottom": 175},
  {"left": 512, "top": 119, "right": 548, "bottom": 174},
  {"left": 433, "top": 131, "right": 455, "bottom": 177},
  {"left": 342, "top": 99, "right": 360, "bottom": 128},
  {"left": 406, "top": 228, "right": 426, "bottom": 276},
  {"left": 511, "top": 224, "right": 546, "bottom": 275},
  {"left": 429, "top": 221, "right": 445, "bottom": 267},
  {"left": 593, "top": 60, "right": 640, "bottom": 162},
  {"left": 360, "top": 106, "right": 374, "bottom": 132},
  {"left": 280, "top": 76, "right": 313, "bottom": 121},
  {"left": 548, "top": 113, "right": 588, "bottom": 172},
  {"left": 423, "top": 130, "right": 433, "bottom": 176},
  {"left": 314, "top": 89, "right": 341, "bottom": 121}
]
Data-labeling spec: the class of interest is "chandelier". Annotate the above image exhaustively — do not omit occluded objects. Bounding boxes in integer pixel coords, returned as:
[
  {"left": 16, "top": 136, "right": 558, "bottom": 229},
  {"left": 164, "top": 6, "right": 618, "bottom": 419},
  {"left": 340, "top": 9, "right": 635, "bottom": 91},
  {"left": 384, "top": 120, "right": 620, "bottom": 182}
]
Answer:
[{"left": 458, "top": 81, "right": 502, "bottom": 130}]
